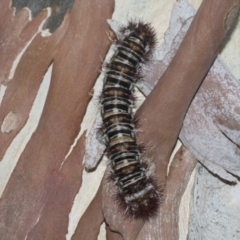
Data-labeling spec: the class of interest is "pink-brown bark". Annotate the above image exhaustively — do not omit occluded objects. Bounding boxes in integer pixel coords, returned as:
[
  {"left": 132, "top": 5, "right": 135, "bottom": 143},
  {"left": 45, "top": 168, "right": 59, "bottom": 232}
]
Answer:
[
  {"left": 136, "top": 147, "right": 197, "bottom": 240},
  {"left": 138, "top": 0, "right": 240, "bottom": 183},
  {"left": 72, "top": 183, "right": 104, "bottom": 240},
  {"left": 0, "top": 13, "right": 68, "bottom": 158},
  {"left": 0, "top": 0, "right": 114, "bottom": 239},
  {"left": 0, "top": 4, "right": 49, "bottom": 85}
]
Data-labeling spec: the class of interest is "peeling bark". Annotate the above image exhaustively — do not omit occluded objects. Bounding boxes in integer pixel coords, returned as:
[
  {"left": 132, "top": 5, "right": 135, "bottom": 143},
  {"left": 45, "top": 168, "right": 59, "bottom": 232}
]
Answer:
[
  {"left": 188, "top": 165, "right": 240, "bottom": 240},
  {"left": 0, "top": 4, "right": 49, "bottom": 85},
  {"left": 72, "top": 183, "right": 104, "bottom": 240},
  {"left": 135, "top": 147, "right": 197, "bottom": 240},
  {"left": 0, "top": 14, "right": 69, "bottom": 160},
  {"left": 0, "top": 0, "right": 114, "bottom": 239},
  {"left": 1, "top": 0, "right": 239, "bottom": 239},
  {"left": 139, "top": 0, "right": 240, "bottom": 182}
]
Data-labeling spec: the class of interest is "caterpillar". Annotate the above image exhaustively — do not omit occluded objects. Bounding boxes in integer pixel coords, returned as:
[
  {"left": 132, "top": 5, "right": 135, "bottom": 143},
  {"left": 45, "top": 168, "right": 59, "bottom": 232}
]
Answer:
[{"left": 99, "top": 21, "right": 161, "bottom": 219}]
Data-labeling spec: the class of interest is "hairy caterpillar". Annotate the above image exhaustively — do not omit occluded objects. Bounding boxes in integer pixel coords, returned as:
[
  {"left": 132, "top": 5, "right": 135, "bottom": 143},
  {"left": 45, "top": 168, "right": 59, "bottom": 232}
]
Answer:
[{"left": 100, "top": 21, "right": 161, "bottom": 219}]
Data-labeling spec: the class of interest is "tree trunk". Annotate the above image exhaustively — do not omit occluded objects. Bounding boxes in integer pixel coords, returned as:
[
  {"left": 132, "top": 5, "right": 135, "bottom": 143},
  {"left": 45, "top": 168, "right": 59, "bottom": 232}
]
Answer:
[{"left": 0, "top": 0, "right": 239, "bottom": 239}]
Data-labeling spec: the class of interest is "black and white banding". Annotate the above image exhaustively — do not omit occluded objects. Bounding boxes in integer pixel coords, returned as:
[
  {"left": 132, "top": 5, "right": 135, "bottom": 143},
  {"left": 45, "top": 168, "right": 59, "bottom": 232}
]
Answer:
[{"left": 99, "top": 21, "right": 162, "bottom": 219}]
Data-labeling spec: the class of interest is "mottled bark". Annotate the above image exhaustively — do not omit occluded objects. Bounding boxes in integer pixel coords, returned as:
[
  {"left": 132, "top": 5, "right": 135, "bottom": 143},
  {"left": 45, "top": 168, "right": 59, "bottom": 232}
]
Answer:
[
  {"left": 0, "top": 0, "right": 114, "bottom": 239},
  {"left": 1, "top": 0, "right": 239, "bottom": 239}
]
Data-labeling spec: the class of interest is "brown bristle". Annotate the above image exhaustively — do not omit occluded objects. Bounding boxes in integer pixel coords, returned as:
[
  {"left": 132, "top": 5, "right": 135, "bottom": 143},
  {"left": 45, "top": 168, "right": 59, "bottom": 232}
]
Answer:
[
  {"left": 134, "top": 72, "right": 144, "bottom": 82},
  {"left": 107, "top": 171, "right": 116, "bottom": 182},
  {"left": 96, "top": 124, "right": 105, "bottom": 135},
  {"left": 137, "top": 22, "right": 157, "bottom": 51},
  {"left": 119, "top": 21, "right": 138, "bottom": 34},
  {"left": 115, "top": 178, "right": 164, "bottom": 220},
  {"left": 132, "top": 117, "right": 141, "bottom": 129},
  {"left": 103, "top": 61, "right": 112, "bottom": 70},
  {"left": 137, "top": 143, "right": 147, "bottom": 154}
]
